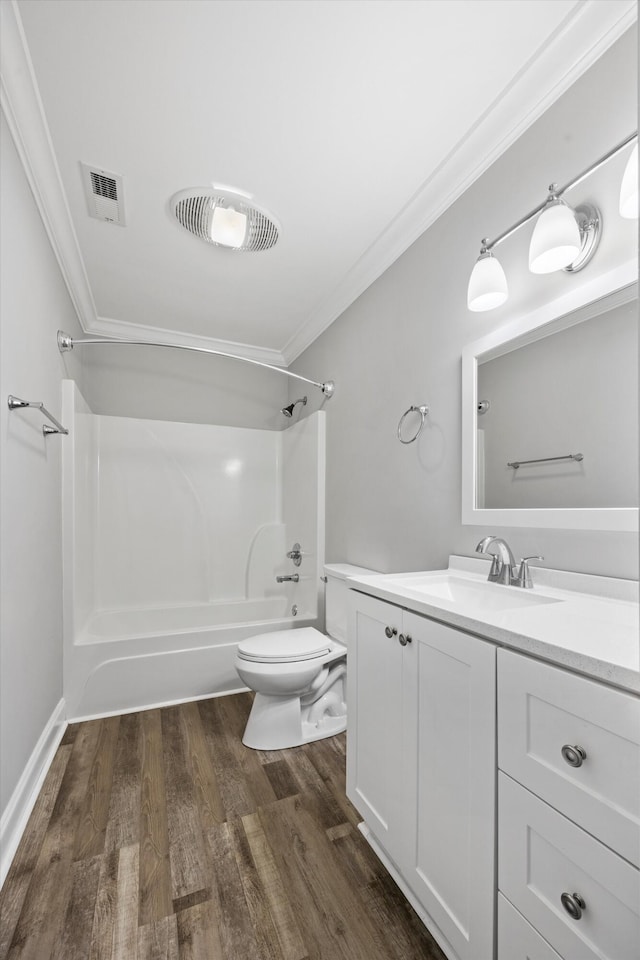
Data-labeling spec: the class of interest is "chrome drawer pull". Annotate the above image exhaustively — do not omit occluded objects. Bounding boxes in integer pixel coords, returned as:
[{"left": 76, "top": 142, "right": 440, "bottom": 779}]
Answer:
[
  {"left": 384, "top": 626, "right": 398, "bottom": 638},
  {"left": 561, "top": 892, "right": 586, "bottom": 920},
  {"left": 561, "top": 744, "right": 587, "bottom": 767},
  {"left": 399, "top": 633, "right": 412, "bottom": 646}
]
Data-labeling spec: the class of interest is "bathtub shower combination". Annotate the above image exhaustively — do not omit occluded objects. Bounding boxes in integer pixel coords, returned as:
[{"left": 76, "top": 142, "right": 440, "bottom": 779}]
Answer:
[{"left": 61, "top": 380, "right": 325, "bottom": 719}]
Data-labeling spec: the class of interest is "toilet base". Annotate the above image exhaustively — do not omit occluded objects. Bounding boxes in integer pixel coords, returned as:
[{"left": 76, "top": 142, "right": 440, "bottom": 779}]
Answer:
[{"left": 242, "top": 686, "right": 347, "bottom": 751}]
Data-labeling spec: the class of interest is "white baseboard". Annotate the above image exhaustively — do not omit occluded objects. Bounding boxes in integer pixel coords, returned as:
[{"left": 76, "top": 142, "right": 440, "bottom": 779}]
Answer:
[{"left": 0, "top": 698, "right": 67, "bottom": 889}]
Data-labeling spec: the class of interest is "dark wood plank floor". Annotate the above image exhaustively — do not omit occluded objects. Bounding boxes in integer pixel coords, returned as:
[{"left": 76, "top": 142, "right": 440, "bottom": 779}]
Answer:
[{"left": 0, "top": 693, "right": 446, "bottom": 960}]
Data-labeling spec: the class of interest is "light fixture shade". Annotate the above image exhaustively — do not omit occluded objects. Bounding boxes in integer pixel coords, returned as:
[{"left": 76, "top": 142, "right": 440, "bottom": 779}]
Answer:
[
  {"left": 529, "top": 200, "right": 581, "bottom": 274},
  {"left": 210, "top": 204, "right": 247, "bottom": 248},
  {"left": 467, "top": 252, "right": 508, "bottom": 312},
  {"left": 619, "top": 144, "right": 638, "bottom": 219}
]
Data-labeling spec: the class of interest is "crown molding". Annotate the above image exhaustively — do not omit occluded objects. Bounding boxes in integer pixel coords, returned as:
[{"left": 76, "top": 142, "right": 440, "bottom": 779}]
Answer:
[
  {"left": 281, "top": 0, "right": 638, "bottom": 364},
  {"left": 86, "top": 315, "right": 287, "bottom": 366}
]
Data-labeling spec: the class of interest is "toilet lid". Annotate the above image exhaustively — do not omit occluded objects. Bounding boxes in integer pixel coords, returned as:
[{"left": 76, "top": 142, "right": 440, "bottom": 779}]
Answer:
[{"left": 237, "top": 627, "right": 330, "bottom": 663}]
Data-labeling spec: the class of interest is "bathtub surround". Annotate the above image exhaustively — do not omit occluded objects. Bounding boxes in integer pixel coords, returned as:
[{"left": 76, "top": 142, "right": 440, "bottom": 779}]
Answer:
[
  {"left": 61, "top": 381, "right": 326, "bottom": 719},
  {"left": 0, "top": 112, "right": 86, "bottom": 878},
  {"left": 289, "top": 26, "right": 639, "bottom": 581}
]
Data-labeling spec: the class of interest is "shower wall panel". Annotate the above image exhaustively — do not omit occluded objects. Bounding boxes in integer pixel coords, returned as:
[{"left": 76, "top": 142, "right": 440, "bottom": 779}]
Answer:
[{"left": 94, "top": 416, "right": 280, "bottom": 610}]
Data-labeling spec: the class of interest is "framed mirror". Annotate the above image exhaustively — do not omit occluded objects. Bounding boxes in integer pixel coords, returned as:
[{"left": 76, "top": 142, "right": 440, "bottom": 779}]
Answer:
[{"left": 462, "top": 259, "right": 638, "bottom": 531}]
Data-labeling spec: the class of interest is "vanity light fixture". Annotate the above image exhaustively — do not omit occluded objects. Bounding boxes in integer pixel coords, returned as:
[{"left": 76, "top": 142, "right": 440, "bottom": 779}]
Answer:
[
  {"left": 529, "top": 190, "right": 601, "bottom": 275},
  {"left": 528, "top": 188, "right": 582, "bottom": 274},
  {"left": 467, "top": 241, "right": 508, "bottom": 312},
  {"left": 467, "top": 131, "right": 637, "bottom": 312}
]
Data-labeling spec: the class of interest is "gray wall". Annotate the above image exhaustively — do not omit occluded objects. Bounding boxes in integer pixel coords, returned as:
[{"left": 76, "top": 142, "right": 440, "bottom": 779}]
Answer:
[
  {"left": 478, "top": 298, "right": 638, "bottom": 509},
  {"left": 291, "top": 28, "right": 639, "bottom": 580},
  {"left": 83, "top": 344, "right": 289, "bottom": 430},
  {"left": 0, "top": 112, "right": 85, "bottom": 816}
]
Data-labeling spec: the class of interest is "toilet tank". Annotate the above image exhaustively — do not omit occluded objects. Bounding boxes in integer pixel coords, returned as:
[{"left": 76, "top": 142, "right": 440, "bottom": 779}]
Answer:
[{"left": 324, "top": 563, "right": 376, "bottom": 644}]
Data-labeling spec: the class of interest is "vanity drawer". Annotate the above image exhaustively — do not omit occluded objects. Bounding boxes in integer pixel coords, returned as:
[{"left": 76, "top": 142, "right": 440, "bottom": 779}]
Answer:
[
  {"left": 498, "top": 648, "right": 640, "bottom": 865},
  {"left": 498, "top": 894, "right": 562, "bottom": 960},
  {"left": 499, "top": 773, "right": 640, "bottom": 960}
]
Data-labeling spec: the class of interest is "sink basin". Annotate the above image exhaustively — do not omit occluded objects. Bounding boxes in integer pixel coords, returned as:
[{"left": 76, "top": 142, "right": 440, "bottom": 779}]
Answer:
[{"left": 390, "top": 574, "right": 562, "bottom": 614}]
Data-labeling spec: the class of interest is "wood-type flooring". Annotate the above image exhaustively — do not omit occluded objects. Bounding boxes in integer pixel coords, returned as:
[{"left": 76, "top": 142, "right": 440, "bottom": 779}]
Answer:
[{"left": 0, "top": 692, "right": 446, "bottom": 959}]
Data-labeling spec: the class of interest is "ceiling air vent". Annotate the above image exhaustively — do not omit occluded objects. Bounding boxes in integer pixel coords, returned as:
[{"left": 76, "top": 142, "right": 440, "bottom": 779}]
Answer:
[
  {"left": 171, "top": 188, "right": 279, "bottom": 252},
  {"left": 81, "top": 162, "right": 126, "bottom": 225}
]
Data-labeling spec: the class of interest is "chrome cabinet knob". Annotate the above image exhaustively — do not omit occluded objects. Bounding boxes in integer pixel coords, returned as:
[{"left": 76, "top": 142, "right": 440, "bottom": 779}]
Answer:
[
  {"left": 399, "top": 633, "right": 412, "bottom": 646},
  {"left": 561, "top": 892, "right": 586, "bottom": 920},
  {"left": 385, "top": 626, "right": 398, "bottom": 638},
  {"left": 561, "top": 744, "right": 587, "bottom": 768}
]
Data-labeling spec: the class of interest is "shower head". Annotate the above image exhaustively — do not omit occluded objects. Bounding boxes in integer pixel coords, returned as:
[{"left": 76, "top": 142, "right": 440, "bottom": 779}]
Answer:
[{"left": 281, "top": 396, "right": 307, "bottom": 418}]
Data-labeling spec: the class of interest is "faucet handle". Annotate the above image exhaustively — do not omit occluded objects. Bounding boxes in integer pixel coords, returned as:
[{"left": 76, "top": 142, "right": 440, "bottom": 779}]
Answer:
[
  {"left": 513, "top": 556, "right": 544, "bottom": 589},
  {"left": 286, "top": 543, "right": 302, "bottom": 566}
]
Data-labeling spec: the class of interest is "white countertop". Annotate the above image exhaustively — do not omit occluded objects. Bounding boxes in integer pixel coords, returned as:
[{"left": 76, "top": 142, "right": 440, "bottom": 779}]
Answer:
[{"left": 347, "top": 556, "right": 640, "bottom": 694}]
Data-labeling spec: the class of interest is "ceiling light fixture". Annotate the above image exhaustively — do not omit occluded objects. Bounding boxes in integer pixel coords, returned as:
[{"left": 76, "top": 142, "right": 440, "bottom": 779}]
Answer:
[
  {"left": 467, "top": 131, "right": 637, "bottom": 312},
  {"left": 171, "top": 187, "right": 280, "bottom": 252},
  {"left": 210, "top": 204, "right": 247, "bottom": 248}
]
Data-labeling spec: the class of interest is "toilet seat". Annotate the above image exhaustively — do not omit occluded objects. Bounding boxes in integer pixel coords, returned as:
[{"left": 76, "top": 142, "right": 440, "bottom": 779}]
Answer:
[{"left": 237, "top": 627, "right": 330, "bottom": 664}]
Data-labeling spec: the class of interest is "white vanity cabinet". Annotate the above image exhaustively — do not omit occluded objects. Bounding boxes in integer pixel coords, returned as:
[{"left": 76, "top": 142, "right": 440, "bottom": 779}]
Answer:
[
  {"left": 347, "top": 590, "right": 496, "bottom": 960},
  {"left": 346, "top": 558, "right": 639, "bottom": 960},
  {"left": 497, "top": 649, "right": 640, "bottom": 960}
]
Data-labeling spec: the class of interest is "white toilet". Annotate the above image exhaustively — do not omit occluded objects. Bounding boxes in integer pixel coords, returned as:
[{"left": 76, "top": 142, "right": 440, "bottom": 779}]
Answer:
[{"left": 235, "top": 563, "right": 374, "bottom": 750}]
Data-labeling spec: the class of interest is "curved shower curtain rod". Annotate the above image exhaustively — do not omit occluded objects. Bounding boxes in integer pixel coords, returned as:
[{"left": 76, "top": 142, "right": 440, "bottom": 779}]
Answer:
[{"left": 57, "top": 331, "right": 335, "bottom": 397}]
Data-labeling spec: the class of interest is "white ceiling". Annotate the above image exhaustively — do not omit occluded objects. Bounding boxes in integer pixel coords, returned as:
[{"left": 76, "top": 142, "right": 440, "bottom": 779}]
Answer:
[{"left": 5, "top": 0, "right": 637, "bottom": 364}]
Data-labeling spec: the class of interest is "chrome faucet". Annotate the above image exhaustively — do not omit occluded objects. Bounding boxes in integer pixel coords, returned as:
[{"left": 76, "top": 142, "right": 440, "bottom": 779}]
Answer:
[
  {"left": 475, "top": 536, "right": 517, "bottom": 585},
  {"left": 475, "top": 537, "right": 543, "bottom": 588},
  {"left": 276, "top": 573, "right": 299, "bottom": 583}
]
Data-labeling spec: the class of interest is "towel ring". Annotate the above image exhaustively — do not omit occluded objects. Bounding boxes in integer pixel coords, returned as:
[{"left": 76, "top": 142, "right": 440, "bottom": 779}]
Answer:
[{"left": 397, "top": 404, "right": 429, "bottom": 444}]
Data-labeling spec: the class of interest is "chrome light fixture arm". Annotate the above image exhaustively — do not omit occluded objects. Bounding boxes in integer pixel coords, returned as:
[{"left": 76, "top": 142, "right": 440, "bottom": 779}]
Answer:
[
  {"left": 57, "top": 332, "right": 335, "bottom": 397},
  {"left": 468, "top": 130, "right": 637, "bottom": 311},
  {"left": 481, "top": 131, "right": 637, "bottom": 256}
]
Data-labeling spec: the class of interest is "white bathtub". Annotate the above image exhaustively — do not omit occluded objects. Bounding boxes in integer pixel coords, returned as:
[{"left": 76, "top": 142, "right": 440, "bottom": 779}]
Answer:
[{"left": 67, "top": 600, "right": 318, "bottom": 721}]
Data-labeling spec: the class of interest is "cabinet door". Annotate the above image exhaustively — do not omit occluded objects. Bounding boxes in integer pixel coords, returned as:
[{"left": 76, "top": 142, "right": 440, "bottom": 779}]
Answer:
[
  {"left": 402, "top": 612, "right": 496, "bottom": 960},
  {"left": 347, "top": 591, "right": 404, "bottom": 856}
]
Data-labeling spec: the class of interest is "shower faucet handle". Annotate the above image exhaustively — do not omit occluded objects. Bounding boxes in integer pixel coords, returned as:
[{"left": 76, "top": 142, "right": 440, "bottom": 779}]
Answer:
[{"left": 286, "top": 543, "right": 302, "bottom": 566}]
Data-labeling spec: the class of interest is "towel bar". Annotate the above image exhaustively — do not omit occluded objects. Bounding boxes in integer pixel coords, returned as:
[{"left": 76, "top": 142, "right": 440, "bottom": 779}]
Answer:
[{"left": 7, "top": 395, "right": 68, "bottom": 436}]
